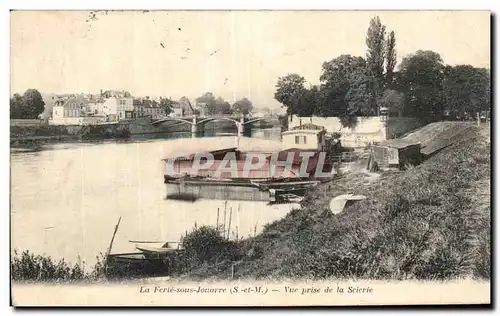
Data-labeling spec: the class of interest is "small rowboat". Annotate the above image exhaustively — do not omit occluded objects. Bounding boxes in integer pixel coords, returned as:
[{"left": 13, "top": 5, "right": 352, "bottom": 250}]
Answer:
[
  {"left": 135, "top": 245, "right": 181, "bottom": 254},
  {"left": 136, "top": 245, "right": 177, "bottom": 252},
  {"left": 107, "top": 252, "right": 146, "bottom": 265},
  {"left": 134, "top": 241, "right": 183, "bottom": 256},
  {"left": 278, "top": 193, "right": 304, "bottom": 203},
  {"left": 108, "top": 241, "right": 183, "bottom": 265}
]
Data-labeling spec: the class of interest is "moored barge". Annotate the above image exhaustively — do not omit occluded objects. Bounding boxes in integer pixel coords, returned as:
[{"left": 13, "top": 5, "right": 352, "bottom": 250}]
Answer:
[{"left": 163, "top": 147, "right": 334, "bottom": 203}]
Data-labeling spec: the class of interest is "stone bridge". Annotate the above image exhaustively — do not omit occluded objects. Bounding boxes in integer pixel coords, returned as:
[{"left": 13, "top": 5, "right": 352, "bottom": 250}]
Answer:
[{"left": 151, "top": 115, "right": 274, "bottom": 136}]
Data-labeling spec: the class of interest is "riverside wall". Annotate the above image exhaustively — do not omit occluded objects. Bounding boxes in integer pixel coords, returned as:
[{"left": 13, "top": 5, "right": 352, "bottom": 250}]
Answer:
[{"left": 10, "top": 122, "right": 129, "bottom": 141}]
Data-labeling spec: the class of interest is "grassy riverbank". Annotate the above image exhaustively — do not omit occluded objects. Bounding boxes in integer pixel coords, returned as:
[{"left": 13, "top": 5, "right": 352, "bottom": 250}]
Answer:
[{"left": 183, "top": 122, "right": 490, "bottom": 280}]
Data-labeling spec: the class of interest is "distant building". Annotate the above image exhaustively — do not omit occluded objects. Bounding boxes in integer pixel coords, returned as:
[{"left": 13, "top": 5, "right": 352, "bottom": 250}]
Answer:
[
  {"left": 103, "top": 97, "right": 133, "bottom": 120},
  {"left": 169, "top": 107, "right": 184, "bottom": 117},
  {"left": 133, "top": 99, "right": 145, "bottom": 117},
  {"left": 180, "top": 98, "right": 196, "bottom": 116},
  {"left": 133, "top": 98, "right": 165, "bottom": 119},
  {"left": 95, "top": 90, "right": 134, "bottom": 120},
  {"left": 195, "top": 102, "right": 208, "bottom": 116},
  {"left": 88, "top": 99, "right": 106, "bottom": 115},
  {"left": 49, "top": 90, "right": 139, "bottom": 124},
  {"left": 119, "top": 97, "right": 134, "bottom": 119},
  {"left": 51, "top": 95, "right": 89, "bottom": 125},
  {"left": 169, "top": 98, "right": 196, "bottom": 117}
]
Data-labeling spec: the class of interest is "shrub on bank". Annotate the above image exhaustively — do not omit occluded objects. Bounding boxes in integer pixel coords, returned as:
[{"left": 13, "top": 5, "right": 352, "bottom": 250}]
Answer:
[
  {"left": 82, "top": 124, "right": 130, "bottom": 139},
  {"left": 179, "top": 226, "right": 241, "bottom": 272}
]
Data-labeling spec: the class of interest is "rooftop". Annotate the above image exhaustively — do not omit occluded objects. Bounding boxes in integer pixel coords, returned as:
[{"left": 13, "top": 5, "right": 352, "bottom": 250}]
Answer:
[
  {"left": 291, "top": 123, "right": 325, "bottom": 131},
  {"left": 377, "top": 138, "right": 421, "bottom": 149},
  {"left": 282, "top": 125, "right": 327, "bottom": 136}
]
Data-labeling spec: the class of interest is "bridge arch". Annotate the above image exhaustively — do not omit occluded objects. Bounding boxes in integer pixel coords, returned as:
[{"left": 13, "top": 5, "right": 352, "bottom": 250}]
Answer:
[
  {"left": 151, "top": 117, "right": 194, "bottom": 126},
  {"left": 197, "top": 117, "right": 239, "bottom": 125}
]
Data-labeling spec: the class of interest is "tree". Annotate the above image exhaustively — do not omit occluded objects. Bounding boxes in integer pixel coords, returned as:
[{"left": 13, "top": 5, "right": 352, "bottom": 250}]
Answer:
[
  {"left": 274, "top": 73, "right": 308, "bottom": 115},
  {"left": 179, "top": 96, "right": 191, "bottom": 104},
  {"left": 385, "top": 30, "right": 397, "bottom": 85},
  {"left": 260, "top": 107, "right": 271, "bottom": 115},
  {"left": 23, "top": 89, "right": 46, "bottom": 119},
  {"left": 214, "top": 97, "right": 232, "bottom": 114},
  {"left": 366, "top": 16, "right": 387, "bottom": 82},
  {"left": 345, "top": 70, "right": 379, "bottom": 117},
  {"left": 442, "top": 65, "right": 490, "bottom": 118},
  {"left": 10, "top": 93, "right": 24, "bottom": 119},
  {"left": 397, "top": 50, "right": 445, "bottom": 121},
  {"left": 11, "top": 89, "right": 45, "bottom": 119},
  {"left": 232, "top": 98, "right": 253, "bottom": 115},
  {"left": 159, "top": 97, "right": 174, "bottom": 116},
  {"left": 196, "top": 92, "right": 217, "bottom": 115},
  {"left": 317, "top": 55, "right": 366, "bottom": 121},
  {"left": 379, "top": 89, "right": 405, "bottom": 117},
  {"left": 301, "top": 85, "right": 321, "bottom": 117},
  {"left": 366, "top": 17, "right": 400, "bottom": 113}
]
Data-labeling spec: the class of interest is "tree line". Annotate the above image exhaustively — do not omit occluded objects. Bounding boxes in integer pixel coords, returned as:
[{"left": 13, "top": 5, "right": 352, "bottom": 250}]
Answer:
[
  {"left": 194, "top": 92, "right": 254, "bottom": 115},
  {"left": 127, "top": 93, "right": 254, "bottom": 116},
  {"left": 274, "top": 16, "right": 491, "bottom": 127}
]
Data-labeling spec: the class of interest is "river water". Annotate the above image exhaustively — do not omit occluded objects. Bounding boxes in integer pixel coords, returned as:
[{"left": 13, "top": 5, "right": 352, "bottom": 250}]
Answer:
[{"left": 11, "top": 128, "right": 297, "bottom": 265}]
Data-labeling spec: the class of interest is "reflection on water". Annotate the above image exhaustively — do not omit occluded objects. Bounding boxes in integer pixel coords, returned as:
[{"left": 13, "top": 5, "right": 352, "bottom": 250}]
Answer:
[{"left": 10, "top": 128, "right": 292, "bottom": 264}]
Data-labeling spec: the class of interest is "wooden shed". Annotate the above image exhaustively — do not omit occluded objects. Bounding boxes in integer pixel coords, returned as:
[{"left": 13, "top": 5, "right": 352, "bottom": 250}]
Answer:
[{"left": 372, "top": 139, "right": 423, "bottom": 170}]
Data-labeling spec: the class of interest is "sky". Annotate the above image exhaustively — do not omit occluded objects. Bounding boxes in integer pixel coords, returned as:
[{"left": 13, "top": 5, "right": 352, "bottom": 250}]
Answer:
[{"left": 10, "top": 10, "right": 491, "bottom": 108}]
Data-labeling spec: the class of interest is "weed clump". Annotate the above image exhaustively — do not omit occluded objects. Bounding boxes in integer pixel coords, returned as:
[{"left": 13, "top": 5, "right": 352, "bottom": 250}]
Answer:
[{"left": 10, "top": 250, "right": 108, "bottom": 283}]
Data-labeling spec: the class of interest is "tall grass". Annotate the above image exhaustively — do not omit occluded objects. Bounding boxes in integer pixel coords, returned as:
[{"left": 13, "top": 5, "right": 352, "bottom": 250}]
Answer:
[{"left": 11, "top": 250, "right": 108, "bottom": 283}]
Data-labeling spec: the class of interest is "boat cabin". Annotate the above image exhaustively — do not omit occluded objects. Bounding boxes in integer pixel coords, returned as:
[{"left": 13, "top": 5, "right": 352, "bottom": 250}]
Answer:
[{"left": 281, "top": 124, "right": 327, "bottom": 151}]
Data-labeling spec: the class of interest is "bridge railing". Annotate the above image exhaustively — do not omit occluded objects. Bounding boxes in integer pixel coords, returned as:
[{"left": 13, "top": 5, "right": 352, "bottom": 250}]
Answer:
[{"left": 155, "top": 113, "right": 275, "bottom": 120}]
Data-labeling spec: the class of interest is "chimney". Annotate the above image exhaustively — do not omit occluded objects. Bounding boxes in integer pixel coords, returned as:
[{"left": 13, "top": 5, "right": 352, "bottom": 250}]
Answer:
[{"left": 100, "top": 89, "right": 103, "bottom": 96}]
